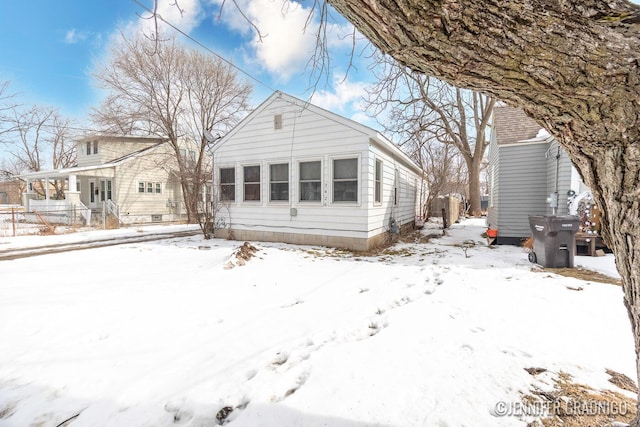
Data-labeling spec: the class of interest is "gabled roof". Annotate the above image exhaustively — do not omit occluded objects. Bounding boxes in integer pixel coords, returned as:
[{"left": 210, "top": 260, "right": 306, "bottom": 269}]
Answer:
[
  {"left": 216, "top": 91, "right": 421, "bottom": 175},
  {"left": 16, "top": 141, "right": 168, "bottom": 180},
  {"left": 493, "top": 106, "right": 545, "bottom": 145}
]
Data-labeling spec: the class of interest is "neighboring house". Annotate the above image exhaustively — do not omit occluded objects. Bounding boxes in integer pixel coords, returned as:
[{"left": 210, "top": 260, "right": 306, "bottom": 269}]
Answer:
[
  {"left": 211, "top": 91, "right": 422, "bottom": 251},
  {"left": 18, "top": 135, "right": 200, "bottom": 224},
  {"left": 0, "top": 179, "right": 24, "bottom": 205},
  {"left": 487, "top": 106, "right": 589, "bottom": 245}
]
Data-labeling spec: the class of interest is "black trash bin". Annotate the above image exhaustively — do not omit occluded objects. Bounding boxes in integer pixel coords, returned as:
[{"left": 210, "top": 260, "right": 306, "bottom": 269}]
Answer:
[{"left": 528, "top": 215, "right": 581, "bottom": 268}]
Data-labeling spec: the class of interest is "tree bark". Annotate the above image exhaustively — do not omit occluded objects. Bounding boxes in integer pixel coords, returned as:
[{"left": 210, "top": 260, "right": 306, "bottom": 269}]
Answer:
[
  {"left": 328, "top": 0, "right": 640, "bottom": 421},
  {"left": 467, "top": 158, "right": 481, "bottom": 216}
]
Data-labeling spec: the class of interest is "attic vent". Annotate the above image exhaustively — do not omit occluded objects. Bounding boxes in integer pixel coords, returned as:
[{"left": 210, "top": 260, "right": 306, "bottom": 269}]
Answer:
[{"left": 274, "top": 114, "right": 283, "bottom": 130}]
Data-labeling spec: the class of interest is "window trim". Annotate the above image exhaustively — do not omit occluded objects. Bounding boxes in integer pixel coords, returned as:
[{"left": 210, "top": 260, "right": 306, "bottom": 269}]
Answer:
[
  {"left": 269, "top": 162, "right": 289, "bottom": 203},
  {"left": 331, "top": 155, "right": 360, "bottom": 205},
  {"left": 138, "top": 181, "right": 163, "bottom": 195},
  {"left": 298, "top": 159, "right": 322, "bottom": 203},
  {"left": 374, "top": 158, "right": 382, "bottom": 205},
  {"left": 242, "top": 164, "right": 261, "bottom": 202},
  {"left": 219, "top": 166, "right": 236, "bottom": 202},
  {"left": 394, "top": 169, "right": 400, "bottom": 206}
]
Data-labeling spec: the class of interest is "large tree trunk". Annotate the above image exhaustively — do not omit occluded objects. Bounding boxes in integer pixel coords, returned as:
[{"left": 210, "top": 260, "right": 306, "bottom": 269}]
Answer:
[
  {"left": 328, "top": 0, "right": 640, "bottom": 421},
  {"left": 467, "top": 158, "right": 481, "bottom": 216}
]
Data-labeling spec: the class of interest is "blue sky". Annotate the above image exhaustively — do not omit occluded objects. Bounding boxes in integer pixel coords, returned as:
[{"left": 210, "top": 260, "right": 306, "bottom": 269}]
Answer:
[{"left": 0, "top": 0, "right": 375, "bottom": 127}]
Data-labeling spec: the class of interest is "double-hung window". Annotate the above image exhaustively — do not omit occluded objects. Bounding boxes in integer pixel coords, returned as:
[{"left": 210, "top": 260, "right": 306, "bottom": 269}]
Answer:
[
  {"left": 333, "top": 158, "right": 358, "bottom": 202},
  {"left": 374, "top": 159, "right": 382, "bottom": 204},
  {"left": 270, "top": 163, "right": 289, "bottom": 201},
  {"left": 299, "top": 161, "right": 321, "bottom": 201},
  {"left": 243, "top": 165, "right": 261, "bottom": 201},
  {"left": 220, "top": 168, "right": 235, "bottom": 201}
]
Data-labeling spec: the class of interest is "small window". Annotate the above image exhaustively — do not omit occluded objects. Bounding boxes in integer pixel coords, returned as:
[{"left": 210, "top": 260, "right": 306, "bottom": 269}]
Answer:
[
  {"left": 274, "top": 114, "right": 282, "bottom": 130},
  {"left": 147, "top": 182, "right": 153, "bottom": 193},
  {"left": 155, "top": 183, "right": 162, "bottom": 194},
  {"left": 86, "top": 142, "right": 91, "bottom": 155},
  {"left": 220, "top": 167, "right": 235, "bottom": 201},
  {"left": 138, "top": 182, "right": 145, "bottom": 193},
  {"left": 270, "top": 163, "right": 289, "bottom": 201},
  {"left": 93, "top": 141, "right": 98, "bottom": 154},
  {"left": 106, "top": 180, "right": 112, "bottom": 200},
  {"left": 394, "top": 169, "right": 400, "bottom": 205},
  {"left": 299, "top": 161, "right": 321, "bottom": 201},
  {"left": 76, "top": 181, "right": 81, "bottom": 192},
  {"left": 333, "top": 158, "right": 358, "bottom": 202},
  {"left": 243, "top": 165, "right": 261, "bottom": 201},
  {"left": 375, "top": 159, "right": 382, "bottom": 204},
  {"left": 189, "top": 150, "right": 196, "bottom": 162}
]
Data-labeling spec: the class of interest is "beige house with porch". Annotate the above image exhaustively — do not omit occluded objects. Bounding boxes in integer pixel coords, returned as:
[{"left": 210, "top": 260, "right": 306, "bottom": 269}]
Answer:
[{"left": 19, "top": 135, "right": 201, "bottom": 225}]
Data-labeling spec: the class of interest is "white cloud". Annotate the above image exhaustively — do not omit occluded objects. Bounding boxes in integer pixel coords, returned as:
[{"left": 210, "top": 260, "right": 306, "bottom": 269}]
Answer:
[
  {"left": 311, "top": 76, "right": 366, "bottom": 113},
  {"left": 311, "top": 75, "right": 382, "bottom": 129},
  {"left": 214, "top": 0, "right": 317, "bottom": 80},
  {"left": 64, "top": 29, "right": 89, "bottom": 44},
  {"left": 122, "top": 0, "right": 204, "bottom": 40}
]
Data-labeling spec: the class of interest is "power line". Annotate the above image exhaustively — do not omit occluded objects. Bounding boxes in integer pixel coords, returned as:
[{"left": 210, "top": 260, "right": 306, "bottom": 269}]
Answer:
[{"left": 131, "top": 0, "right": 276, "bottom": 93}]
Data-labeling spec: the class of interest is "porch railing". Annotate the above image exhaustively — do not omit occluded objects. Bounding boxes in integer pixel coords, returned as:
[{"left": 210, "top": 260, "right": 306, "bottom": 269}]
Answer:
[
  {"left": 105, "top": 200, "right": 122, "bottom": 225},
  {"left": 77, "top": 201, "right": 91, "bottom": 226}
]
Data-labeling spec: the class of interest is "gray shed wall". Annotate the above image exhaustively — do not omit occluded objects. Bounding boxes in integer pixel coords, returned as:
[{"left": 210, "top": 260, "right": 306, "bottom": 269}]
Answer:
[
  {"left": 545, "top": 139, "right": 574, "bottom": 216},
  {"left": 495, "top": 142, "right": 549, "bottom": 239}
]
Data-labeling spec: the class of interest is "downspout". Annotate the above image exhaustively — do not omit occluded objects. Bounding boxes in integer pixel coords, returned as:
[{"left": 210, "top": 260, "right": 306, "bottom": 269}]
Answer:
[{"left": 553, "top": 146, "right": 560, "bottom": 215}]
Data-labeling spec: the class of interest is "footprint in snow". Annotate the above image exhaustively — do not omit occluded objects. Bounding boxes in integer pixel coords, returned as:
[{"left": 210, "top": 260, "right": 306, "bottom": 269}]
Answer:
[
  {"left": 283, "top": 370, "right": 311, "bottom": 399},
  {"left": 271, "top": 351, "right": 290, "bottom": 367},
  {"left": 424, "top": 276, "right": 438, "bottom": 295},
  {"left": 215, "top": 398, "right": 250, "bottom": 426},
  {"left": 164, "top": 401, "right": 193, "bottom": 424}
]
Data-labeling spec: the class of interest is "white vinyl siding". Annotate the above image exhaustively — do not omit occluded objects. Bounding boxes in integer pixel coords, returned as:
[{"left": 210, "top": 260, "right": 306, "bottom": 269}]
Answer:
[{"left": 212, "top": 93, "right": 421, "bottom": 244}]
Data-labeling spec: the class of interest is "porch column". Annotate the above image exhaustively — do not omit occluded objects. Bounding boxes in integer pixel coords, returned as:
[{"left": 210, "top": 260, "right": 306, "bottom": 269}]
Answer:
[
  {"left": 45, "top": 177, "right": 50, "bottom": 201},
  {"left": 22, "top": 178, "right": 37, "bottom": 211},
  {"left": 68, "top": 174, "right": 77, "bottom": 193},
  {"left": 65, "top": 174, "right": 84, "bottom": 225},
  {"left": 65, "top": 174, "right": 81, "bottom": 205}
]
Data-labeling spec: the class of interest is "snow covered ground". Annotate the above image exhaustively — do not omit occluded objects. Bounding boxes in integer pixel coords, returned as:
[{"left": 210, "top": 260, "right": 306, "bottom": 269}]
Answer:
[{"left": 0, "top": 218, "right": 634, "bottom": 427}]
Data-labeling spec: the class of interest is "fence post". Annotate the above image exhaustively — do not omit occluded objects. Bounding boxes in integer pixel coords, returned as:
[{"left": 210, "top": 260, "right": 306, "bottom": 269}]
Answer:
[{"left": 11, "top": 207, "right": 16, "bottom": 237}]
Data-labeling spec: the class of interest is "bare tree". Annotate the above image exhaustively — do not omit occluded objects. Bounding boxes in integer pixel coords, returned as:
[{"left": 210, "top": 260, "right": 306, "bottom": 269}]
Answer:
[
  {"left": 1, "top": 106, "right": 76, "bottom": 198},
  {"left": 0, "top": 81, "right": 19, "bottom": 140},
  {"left": 92, "top": 35, "right": 252, "bottom": 224},
  {"left": 408, "top": 135, "right": 460, "bottom": 219},
  {"left": 366, "top": 53, "right": 494, "bottom": 216}
]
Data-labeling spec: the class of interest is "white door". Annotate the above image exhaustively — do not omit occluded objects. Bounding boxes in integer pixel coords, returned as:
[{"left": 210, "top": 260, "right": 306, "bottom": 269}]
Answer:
[{"left": 88, "top": 179, "right": 98, "bottom": 208}]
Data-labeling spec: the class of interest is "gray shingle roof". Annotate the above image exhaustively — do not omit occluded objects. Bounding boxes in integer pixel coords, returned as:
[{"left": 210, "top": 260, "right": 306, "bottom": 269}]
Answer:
[{"left": 493, "top": 106, "right": 543, "bottom": 145}]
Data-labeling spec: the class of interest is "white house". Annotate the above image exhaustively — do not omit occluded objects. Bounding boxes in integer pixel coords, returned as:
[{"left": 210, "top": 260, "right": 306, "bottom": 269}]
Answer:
[
  {"left": 211, "top": 91, "right": 422, "bottom": 251},
  {"left": 18, "top": 135, "right": 203, "bottom": 225}
]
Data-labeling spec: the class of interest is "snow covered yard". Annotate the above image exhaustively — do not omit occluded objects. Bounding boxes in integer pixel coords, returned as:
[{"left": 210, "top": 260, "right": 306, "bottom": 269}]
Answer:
[{"left": 0, "top": 219, "right": 635, "bottom": 427}]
